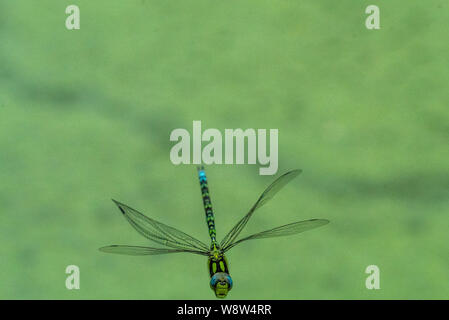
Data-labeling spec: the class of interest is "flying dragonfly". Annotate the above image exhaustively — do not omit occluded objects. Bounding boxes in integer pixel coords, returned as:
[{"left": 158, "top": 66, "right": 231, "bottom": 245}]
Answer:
[{"left": 99, "top": 168, "right": 329, "bottom": 298}]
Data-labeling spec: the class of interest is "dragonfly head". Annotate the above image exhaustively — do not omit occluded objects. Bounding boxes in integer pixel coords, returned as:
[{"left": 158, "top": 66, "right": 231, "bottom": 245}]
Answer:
[{"left": 210, "top": 272, "right": 233, "bottom": 298}]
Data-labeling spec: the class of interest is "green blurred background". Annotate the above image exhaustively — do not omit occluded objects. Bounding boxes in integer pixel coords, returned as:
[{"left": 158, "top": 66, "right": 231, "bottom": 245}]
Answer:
[{"left": 0, "top": 1, "right": 448, "bottom": 299}]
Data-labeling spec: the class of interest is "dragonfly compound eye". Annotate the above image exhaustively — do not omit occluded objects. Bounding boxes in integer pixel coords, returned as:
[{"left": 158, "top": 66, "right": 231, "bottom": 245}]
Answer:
[
  {"left": 225, "top": 275, "right": 233, "bottom": 289},
  {"left": 210, "top": 275, "right": 219, "bottom": 288}
]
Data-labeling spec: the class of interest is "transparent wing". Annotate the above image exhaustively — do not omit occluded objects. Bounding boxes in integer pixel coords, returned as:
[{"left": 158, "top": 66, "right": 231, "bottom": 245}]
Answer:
[
  {"left": 110, "top": 200, "right": 209, "bottom": 254},
  {"left": 220, "top": 169, "right": 302, "bottom": 250},
  {"left": 99, "top": 245, "right": 206, "bottom": 256},
  {"left": 222, "top": 219, "right": 329, "bottom": 252}
]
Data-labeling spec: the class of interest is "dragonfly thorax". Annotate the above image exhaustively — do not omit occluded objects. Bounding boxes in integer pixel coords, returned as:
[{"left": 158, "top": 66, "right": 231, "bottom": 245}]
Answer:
[
  {"left": 209, "top": 242, "right": 221, "bottom": 258},
  {"left": 208, "top": 251, "right": 228, "bottom": 273}
]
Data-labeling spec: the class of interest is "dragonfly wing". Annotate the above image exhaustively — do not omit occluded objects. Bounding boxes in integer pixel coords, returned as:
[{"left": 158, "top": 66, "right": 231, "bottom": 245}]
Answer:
[
  {"left": 220, "top": 169, "right": 302, "bottom": 250},
  {"left": 99, "top": 245, "right": 205, "bottom": 256},
  {"left": 111, "top": 200, "right": 209, "bottom": 253},
  {"left": 223, "top": 219, "right": 329, "bottom": 252},
  {"left": 251, "top": 169, "right": 302, "bottom": 211}
]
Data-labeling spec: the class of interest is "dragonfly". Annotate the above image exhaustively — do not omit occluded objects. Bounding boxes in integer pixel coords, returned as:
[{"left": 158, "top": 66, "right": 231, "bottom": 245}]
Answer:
[{"left": 99, "top": 168, "right": 329, "bottom": 298}]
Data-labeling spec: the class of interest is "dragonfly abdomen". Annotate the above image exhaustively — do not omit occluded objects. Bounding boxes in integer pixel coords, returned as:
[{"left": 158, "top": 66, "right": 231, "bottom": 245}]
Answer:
[{"left": 198, "top": 167, "right": 217, "bottom": 242}]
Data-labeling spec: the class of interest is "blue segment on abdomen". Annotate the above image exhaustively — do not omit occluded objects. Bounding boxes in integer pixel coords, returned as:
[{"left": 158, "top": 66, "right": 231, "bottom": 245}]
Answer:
[{"left": 199, "top": 170, "right": 207, "bottom": 181}]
